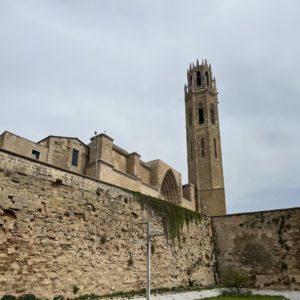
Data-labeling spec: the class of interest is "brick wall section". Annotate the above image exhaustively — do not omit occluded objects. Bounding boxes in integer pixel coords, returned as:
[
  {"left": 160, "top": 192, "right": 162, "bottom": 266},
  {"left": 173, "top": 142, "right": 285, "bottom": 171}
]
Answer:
[
  {"left": 212, "top": 208, "right": 300, "bottom": 289},
  {"left": 0, "top": 149, "right": 215, "bottom": 298}
]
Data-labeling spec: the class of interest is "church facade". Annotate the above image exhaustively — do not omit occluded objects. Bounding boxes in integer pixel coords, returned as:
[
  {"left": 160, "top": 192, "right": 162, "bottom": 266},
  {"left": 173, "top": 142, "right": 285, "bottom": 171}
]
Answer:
[{"left": 0, "top": 60, "right": 226, "bottom": 216}]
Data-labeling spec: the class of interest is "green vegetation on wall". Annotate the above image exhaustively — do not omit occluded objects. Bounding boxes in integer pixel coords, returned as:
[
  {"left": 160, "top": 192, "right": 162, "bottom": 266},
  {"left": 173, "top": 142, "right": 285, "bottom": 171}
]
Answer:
[
  {"left": 272, "top": 215, "right": 290, "bottom": 251},
  {"left": 123, "top": 189, "right": 202, "bottom": 243}
]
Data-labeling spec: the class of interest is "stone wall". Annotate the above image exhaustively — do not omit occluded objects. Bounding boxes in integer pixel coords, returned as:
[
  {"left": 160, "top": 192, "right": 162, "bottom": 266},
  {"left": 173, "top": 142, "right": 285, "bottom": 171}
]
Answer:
[
  {"left": 212, "top": 208, "right": 300, "bottom": 289},
  {"left": 0, "top": 149, "right": 215, "bottom": 298}
]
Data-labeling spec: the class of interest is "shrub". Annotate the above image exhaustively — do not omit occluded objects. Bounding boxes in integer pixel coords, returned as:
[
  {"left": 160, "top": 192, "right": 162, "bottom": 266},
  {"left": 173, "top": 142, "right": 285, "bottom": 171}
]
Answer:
[
  {"left": 1, "top": 296, "right": 17, "bottom": 300},
  {"left": 222, "top": 267, "right": 249, "bottom": 294},
  {"left": 18, "top": 295, "right": 38, "bottom": 300},
  {"left": 73, "top": 286, "right": 80, "bottom": 295}
]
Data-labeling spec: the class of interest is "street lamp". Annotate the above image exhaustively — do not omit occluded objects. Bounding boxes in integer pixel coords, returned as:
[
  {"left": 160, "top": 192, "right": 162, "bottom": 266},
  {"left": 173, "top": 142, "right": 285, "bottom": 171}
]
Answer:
[
  {"left": 137, "top": 222, "right": 164, "bottom": 300},
  {"left": 94, "top": 131, "right": 99, "bottom": 178}
]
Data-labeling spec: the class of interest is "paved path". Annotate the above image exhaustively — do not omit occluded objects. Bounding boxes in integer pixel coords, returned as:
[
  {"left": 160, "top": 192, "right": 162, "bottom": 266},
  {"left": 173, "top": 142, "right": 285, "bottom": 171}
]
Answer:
[
  {"left": 118, "top": 288, "right": 222, "bottom": 300},
  {"left": 116, "top": 288, "right": 300, "bottom": 300}
]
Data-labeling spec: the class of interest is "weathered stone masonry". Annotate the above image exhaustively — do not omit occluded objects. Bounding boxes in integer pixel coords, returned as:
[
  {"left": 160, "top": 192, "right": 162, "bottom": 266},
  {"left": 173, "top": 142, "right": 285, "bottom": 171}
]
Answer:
[
  {"left": 0, "top": 149, "right": 215, "bottom": 298},
  {"left": 212, "top": 208, "right": 300, "bottom": 290}
]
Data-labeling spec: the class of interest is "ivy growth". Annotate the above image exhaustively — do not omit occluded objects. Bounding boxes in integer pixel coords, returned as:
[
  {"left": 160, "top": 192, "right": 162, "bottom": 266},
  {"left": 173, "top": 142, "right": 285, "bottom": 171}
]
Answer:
[
  {"left": 123, "top": 189, "right": 202, "bottom": 243},
  {"left": 274, "top": 215, "right": 290, "bottom": 250}
]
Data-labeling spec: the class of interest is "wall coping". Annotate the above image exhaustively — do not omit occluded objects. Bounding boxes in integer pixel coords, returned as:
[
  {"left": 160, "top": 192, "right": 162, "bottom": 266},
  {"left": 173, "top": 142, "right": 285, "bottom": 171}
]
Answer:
[
  {"left": 212, "top": 206, "right": 300, "bottom": 219},
  {"left": 0, "top": 148, "right": 139, "bottom": 193},
  {"left": 0, "top": 148, "right": 160, "bottom": 202}
]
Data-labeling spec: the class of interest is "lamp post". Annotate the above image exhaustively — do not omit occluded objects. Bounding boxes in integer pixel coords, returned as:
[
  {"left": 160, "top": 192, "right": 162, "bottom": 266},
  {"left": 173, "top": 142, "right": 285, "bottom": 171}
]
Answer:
[
  {"left": 94, "top": 131, "right": 99, "bottom": 178},
  {"left": 137, "top": 222, "right": 164, "bottom": 300}
]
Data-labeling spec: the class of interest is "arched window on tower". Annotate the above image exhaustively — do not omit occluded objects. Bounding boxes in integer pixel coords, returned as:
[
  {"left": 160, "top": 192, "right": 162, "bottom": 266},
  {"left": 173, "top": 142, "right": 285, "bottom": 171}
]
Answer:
[
  {"left": 213, "top": 138, "right": 217, "bottom": 158},
  {"left": 205, "top": 71, "right": 209, "bottom": 86},
  {"left": 198, "top": 103, "right": 204, "bottom": 124},
  {"left": 210, "top": 104, "right": 215, "bottom": 124},
  {"left": 196, "top": 71, "right": 201, "bottom": 86},
  {"left": 201, "top": 138, "right": 205, "bottom": 158},
  {"left": 189, "top": 74, "right": 193, "bottom": 86}
]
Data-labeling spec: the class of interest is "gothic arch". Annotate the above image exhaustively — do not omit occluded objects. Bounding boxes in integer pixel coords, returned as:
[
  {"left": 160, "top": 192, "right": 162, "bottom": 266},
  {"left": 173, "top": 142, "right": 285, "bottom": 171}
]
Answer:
[
  {"left": 205, "top": 71, "right": 210, "bottom": 86},
  {"left": 196, "top": 71, "right": 201, "bottom": 86},
  {"left": 198, "top": 102, "right": 205, "bottom": 124},
  {"left": 201, "top": 137, "right": 205, "bottom": 158},
  {"left": 210, "top": 103, "right": 215, "bottom": 124},
  {"left": 160, "top": 169, "right": 180, "bottom": 204},
  {"left": 189, "top": 74, "right": 193, "bottom": 86}
]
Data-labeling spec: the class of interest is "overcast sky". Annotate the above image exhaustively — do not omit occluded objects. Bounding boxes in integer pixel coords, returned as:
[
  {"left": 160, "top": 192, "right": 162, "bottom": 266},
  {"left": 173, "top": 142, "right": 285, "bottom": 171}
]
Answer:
[{"left": 1, "top": 0, "right": 300, "bottom": 213}]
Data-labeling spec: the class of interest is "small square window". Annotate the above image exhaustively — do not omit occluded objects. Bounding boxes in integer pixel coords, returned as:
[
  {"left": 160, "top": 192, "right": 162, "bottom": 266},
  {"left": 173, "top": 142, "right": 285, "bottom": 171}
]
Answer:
[
  {"left": 72, "top": 149, "right": 79, "bottom": 167},
  {"left": 32, "top": 150, "right": 40, "bottom": 160}
]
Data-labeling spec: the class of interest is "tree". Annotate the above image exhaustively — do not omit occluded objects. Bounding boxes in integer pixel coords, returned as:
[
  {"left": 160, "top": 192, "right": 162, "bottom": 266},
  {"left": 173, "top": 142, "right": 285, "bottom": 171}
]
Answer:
[{"left": 222, "top": 267, "right": 249, "bottom": 294}]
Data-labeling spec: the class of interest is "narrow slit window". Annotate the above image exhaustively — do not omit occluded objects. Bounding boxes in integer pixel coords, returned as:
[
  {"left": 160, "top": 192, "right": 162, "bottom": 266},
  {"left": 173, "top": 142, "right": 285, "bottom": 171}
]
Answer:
[
  {"left": 196, "top": 71, "right": 201, "bottom": 86},
  {"left": 72, "top": 149, "right": 79, "bottom": 167},
  {"left": 201, "top": 138, "right": 205, "bottom": 158},
  {"left": 188, "top": 111, "right": 192, "bottom": 126},
  {"left": 205, "top": 71, "right": 209, "bottom": 86},
  {"left": 210, "top": 104, "right": 215, "bottom": 124},
  {"left": 190, "top": 141, "right": 193, "bottom": 161},
  {"left": 214, "top": 138, "right": 218, "bottom": 158},
  {"left": 199, "top": 108, "right": 204, "bottom": 124},
  {"left": 32, "top": 150, "right": 40, "bottom": 160}
]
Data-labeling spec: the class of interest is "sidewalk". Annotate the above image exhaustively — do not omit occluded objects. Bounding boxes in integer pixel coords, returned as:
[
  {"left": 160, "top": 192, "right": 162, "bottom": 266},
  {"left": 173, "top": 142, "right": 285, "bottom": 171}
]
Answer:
[
  {"left": 119, "top": 288, "right": 222, "bottom": 300},
  {"left": 117, "top": 288, "right": 300, "bottom": 300}
]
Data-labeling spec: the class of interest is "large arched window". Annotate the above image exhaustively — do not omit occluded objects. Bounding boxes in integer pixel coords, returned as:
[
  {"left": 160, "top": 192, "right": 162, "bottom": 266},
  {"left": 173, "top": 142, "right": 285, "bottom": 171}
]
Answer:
[
  {"left": 210, "top": 104, "right": 215, "bottom": 124},
  {"left": 189, "top": 74, "right": 193, "bottom": 85},
  {"left": 196, "top": 71, "right": 201, "bottom": 86},
  {"left": 201, "top": 138, "right": 205, "bottom": 158},
  {"left": 213, "top": 138, "right": 217, "bottom": 158},
  {"left": 198, "top": 103, "right": 204, "bottom": 124},
  {"left": 205, "top": 71, "right": 209, "bottom": 86},
  {"left": 160, "top": 169, "right": 180, "bottom": 204}
]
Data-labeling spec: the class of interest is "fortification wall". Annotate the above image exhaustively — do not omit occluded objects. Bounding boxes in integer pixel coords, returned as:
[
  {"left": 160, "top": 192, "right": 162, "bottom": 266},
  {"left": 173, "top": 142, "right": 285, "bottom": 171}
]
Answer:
[
  {"left": 212, "top": 208, "right": 300, "bottom": 289},
  {"left": 0, "top": 149, "right": 215, "bottom": 298}
]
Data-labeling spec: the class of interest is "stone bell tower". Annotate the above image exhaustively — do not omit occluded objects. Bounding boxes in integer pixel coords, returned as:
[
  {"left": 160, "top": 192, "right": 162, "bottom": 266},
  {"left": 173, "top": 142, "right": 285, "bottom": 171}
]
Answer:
[{"left": 184, "top": 59, "right": 226, "bottom": 216}]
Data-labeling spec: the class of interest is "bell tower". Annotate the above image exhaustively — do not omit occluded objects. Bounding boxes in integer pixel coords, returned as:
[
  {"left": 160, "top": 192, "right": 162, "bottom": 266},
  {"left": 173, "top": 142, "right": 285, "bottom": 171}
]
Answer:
[{"left": 184, "top": 59, "right": 226, "bottom": 216}]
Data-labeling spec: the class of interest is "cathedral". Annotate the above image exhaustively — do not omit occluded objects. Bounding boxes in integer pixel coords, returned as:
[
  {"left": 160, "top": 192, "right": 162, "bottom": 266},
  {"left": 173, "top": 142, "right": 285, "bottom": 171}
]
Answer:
[
  {"left": 1, "top": 61, "right": 298, "bottom": 297},
  {"left": 0, "top": 60, "right": 226, "bottom": 216}
]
